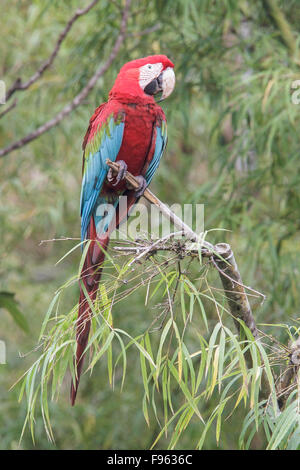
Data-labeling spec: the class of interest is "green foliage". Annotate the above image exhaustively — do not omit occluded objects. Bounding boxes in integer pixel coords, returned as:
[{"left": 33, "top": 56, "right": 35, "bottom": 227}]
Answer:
[
  {"left": 16, "top": 245, "right": 300, "bottom": 449},
  {"left": 1, "top": 0, "right": 300, "bottom": 450}
]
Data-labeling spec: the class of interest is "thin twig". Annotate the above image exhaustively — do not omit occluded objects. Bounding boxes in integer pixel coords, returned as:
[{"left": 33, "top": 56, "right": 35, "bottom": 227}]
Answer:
[
  {"left": 127, "top": 24, "right": 161, "bottom": 37},
  {"left": 0, "top": 99, "right": 17, "bottom": 120},
  {"left": 0, "top": 0, "right": 132, "bottom": 158},
  {"left": 39, "top": 236, "right": 81, "bottom": 245},
  {"left": 6, "top": 0, "right": 100, "bottom": 101},
  {"left": 128, "top": 231, "right": 183, "bottom": 266}
]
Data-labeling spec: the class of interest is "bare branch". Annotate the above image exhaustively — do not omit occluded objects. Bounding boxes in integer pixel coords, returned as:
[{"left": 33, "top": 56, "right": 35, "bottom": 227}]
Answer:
[
  {"left": 0, "top": 0, "right": 132, "bottom": 159},
  {"left": 106, "top": 162, "right": 275, "bottom": 401},
  {"left": 105, "top": 169, "right": 273, "bottom": 400},
  {"left": 213, "top": 243, "right": 260, "bottom": 340},
  {"left": 6, "top": 0, "right": 100, "bottom": 101},
  {"left": 106, "top": 159, "right": 214, "bottom": 251},
  {"left": 211, "top": 254, "right": 266, "bottom": 302}
]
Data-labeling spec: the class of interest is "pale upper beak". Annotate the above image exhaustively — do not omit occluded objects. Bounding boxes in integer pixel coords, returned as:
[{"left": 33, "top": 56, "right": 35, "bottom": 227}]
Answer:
[{"left": 160, "top": 67, "right": 175, "bottom": 100}]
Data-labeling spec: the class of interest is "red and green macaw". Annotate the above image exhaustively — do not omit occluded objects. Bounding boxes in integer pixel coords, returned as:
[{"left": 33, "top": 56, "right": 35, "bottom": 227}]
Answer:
[{"left": 71, "top": 55, "right": 175, "bottom": 405}]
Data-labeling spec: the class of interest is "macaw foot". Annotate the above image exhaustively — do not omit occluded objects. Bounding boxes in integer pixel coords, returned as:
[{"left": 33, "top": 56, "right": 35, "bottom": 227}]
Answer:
[
  {"left": 133, "top": 175, "right": 148, "bottom": 198},
  {"left": 107, "top": 160, "right": 128, "bottom": 186}
]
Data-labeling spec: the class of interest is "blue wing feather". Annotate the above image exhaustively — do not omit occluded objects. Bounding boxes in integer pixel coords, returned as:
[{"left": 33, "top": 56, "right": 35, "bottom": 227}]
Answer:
[
  {"left": 80, "top": 116, "right": 125, "bottom": 241},
  {"left": 145, "top": 121, "right": 167, "bottom": 185}
]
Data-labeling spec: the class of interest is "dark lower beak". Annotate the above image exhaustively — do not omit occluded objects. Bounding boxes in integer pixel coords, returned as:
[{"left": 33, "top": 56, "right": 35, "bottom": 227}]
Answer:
[{"left": 144, "top": 73, "right": 163, "bottom": 96}]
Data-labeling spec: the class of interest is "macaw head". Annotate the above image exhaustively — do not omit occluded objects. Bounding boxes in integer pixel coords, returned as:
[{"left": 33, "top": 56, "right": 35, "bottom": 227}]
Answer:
[{"left": 109, "top": 55, "right": 175, "bottom": 102}]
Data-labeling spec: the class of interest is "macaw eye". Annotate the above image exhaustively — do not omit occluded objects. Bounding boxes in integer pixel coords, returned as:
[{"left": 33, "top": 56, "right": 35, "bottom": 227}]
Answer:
[{"left": 147, "top": 65, "right": 152, "bottom": 69}]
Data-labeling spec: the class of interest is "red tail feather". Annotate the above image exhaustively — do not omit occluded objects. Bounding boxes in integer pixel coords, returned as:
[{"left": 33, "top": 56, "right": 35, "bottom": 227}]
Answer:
[
  {"left": 70, "top": 217, "right": 109, "bottom": 406},
  {"left": 71, "top": 192, "right": 137, "bottom": 405}
]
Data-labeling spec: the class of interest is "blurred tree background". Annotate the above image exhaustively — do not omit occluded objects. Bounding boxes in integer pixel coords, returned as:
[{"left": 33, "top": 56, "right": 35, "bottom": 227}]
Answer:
[{"left": 0, "top": 0, "right": 300, "bottom": 450}]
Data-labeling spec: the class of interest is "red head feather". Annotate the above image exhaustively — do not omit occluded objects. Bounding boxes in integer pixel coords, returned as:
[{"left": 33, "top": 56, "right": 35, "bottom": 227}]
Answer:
[
  {"left": 109, "top": 55, "right": 174, "bottom": 102},
  {"left": 119, "top": 55, "right": 174, "bottom": 72}
]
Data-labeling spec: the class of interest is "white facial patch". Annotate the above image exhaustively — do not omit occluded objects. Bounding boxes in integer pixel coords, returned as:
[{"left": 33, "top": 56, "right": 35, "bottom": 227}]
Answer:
[{"left": 139, "top": 62, "right": 163, "bottom": 90}]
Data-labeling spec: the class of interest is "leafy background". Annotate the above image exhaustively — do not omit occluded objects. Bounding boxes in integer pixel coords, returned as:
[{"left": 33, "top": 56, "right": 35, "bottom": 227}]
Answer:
[{"left": 0, "top": 0, "right": 300, "bottom": 449}]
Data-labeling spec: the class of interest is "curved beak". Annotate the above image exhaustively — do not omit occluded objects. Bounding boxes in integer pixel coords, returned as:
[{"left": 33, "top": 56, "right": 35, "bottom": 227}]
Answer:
[
  {"left": 144, "top": 67, "right": 175, "bottom": 101},
  {"left": 159, "top": 67, "right": 175, "bottom": 101}
]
